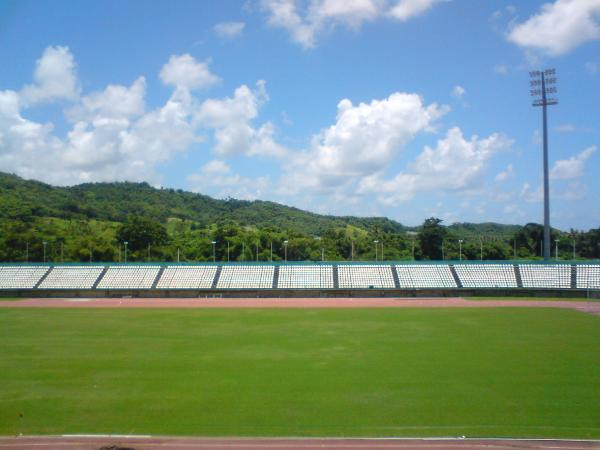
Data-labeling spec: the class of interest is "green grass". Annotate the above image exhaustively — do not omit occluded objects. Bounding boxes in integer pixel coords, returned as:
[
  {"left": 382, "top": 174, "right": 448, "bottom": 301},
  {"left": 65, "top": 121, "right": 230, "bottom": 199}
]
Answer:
[{"left": 1, "top": 308, "right": 600, "bottom": 438}]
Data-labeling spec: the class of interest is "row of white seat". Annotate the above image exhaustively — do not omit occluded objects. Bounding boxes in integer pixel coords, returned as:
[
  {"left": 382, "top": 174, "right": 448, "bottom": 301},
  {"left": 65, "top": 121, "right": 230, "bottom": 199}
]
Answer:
[{"left": 0, "top": 264, "right": 599, "bottom": 289}]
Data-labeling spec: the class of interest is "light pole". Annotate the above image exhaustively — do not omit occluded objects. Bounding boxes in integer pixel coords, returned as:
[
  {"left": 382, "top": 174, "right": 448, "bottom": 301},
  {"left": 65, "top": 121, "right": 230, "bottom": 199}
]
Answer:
[
  {"left": 441, "top": 240, "right": 445, "bottom": 261},
  {"left": 256, "top": 241, "right": 259, "bottom": 262},
  {"left": 572, "top": 240, "right": 576, "bottom": 260},
  {"left": 555, "top": 239, "right": 559, "bottom": 260},
  {"left": 283, "top": 240, "right": 288, "bottom": 262},
  {"left": 458, "top": 239, "right": 463, "bottom": 261},
  {"left": 351, "top": 240, "right": 354, "bottom": 261},
  {"left": 177, "top": 248, "right": 180, "bottom": 263},
  {"left": 227, "top": 241, "right": 230, "bottom": 262},
  {"left": 270, "top": 241, "right": 273, "bottom": 262},
  {"left": 380, "top": 241, "right": 384, "bottom": 261},
  {"left": 42, "top": 241, "right": 47, "bottom": 263},
  {"left": 124, "top": 241, "right": 128, "bottom": 263},
  {"left": 479, "top": 236, "right": 483, "bottom": 261},
  {"left": 374, "top": 240, "right": 379, "bottom": 261},
  {"left": 412, "top": 238, "right": 415, "bottom": 260},
  {"left": 242, "top": 242, "right": 245, "bottom": 261},
  {"left": 25, "top": 241, "right": 29, "bottom": 263},
  {"left": 89, "top": 247, "right": 93, "bottom": 263},
  {"left": 212, "top": 241, "right": 217, "bottom": 262},
  {"left": 530, "top": 68, "right": 558, "bottom": 261}
]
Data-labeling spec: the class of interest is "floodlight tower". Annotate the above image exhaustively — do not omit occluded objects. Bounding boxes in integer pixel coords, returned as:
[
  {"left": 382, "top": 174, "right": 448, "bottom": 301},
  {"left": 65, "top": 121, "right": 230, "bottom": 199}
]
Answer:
[{"left": 530, "top": 68, "right": 558, "bottom": 261}]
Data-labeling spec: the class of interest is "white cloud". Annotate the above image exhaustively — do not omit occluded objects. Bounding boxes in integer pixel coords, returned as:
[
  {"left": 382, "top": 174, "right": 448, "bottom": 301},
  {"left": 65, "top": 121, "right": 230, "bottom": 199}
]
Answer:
[
  {"left": 20, "top": 46, "right": 80, "bottom": 105},
  {"left": 261, "top": 0, "right": 441, "bottom": 48},
  {"left": 452, "top": 85, "right": 466, "bottom": 98},
  {"left": 359, "top": 127, "right": 512, "bottom": 204},
  {"left": 388, "top": 0, "right": 439, "bottom": 21},
  {"left": 507, "top": 0, "right": 600, "bottom": 56},
  {"left": 67, "top": 77, "right": 146, "bottom": 122},
  {"left": 281, "top": 91, "right": 447, "bottom": 194},
  {"left": 187, "top": 159, "right": 270, "bottom": 200},
  {"left": 495, "top": 163, "right": 514, "bottom": 182},
  {"left": 519, "top": 182, "right": 543, "bottom": 203},
  {"left": 550, "top": 145, "right": 597, "bottom": 180},
  {"left": 214, "top": 21, "right": 246, "bottom": 38},
  {"left": 0, "top": 49, "right": 205, "bottom": 185},
  {"left": 196, "top": 80, "right": 288, "bottom": 158},
  {"left": 159, "top": 54, "right": 220, "bottom": 91}
]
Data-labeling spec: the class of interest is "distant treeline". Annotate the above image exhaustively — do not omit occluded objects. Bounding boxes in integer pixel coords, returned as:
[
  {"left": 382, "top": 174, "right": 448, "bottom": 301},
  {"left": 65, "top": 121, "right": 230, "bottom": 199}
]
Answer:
[{"left": 0, "top": 172, "right": 599, "bottom": 262}]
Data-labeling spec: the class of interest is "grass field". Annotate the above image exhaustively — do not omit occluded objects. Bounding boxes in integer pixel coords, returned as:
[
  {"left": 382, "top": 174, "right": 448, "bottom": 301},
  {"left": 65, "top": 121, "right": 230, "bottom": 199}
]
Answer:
[{"left": 1, "top": 307, "right": 600, "bottom": 438}]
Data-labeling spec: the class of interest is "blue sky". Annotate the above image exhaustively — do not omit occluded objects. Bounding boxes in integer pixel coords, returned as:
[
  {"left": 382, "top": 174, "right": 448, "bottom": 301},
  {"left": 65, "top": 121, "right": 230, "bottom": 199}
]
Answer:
[{"left": 0, "top": 0, "right": 599, "bottom": 230}]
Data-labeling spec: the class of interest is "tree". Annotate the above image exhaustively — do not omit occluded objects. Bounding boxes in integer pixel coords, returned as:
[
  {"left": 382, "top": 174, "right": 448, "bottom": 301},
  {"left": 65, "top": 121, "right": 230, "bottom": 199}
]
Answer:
[
  {"left": 116, "top": 216, "right": 168, "bottom": 253},
  {"left": 418, "top": 217, "right": 446, "bottom": 260}
]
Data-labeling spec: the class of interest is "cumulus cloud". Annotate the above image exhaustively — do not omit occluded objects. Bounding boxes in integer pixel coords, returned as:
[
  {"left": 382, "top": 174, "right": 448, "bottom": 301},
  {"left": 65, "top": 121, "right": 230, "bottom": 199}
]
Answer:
[
  {"left": 187, "top": 159, "right": 270, "bottom": 200},
  {"left": 507, "top": 0, "right": 600, "bottom": 56},
  {"left": 452, "top": 85, "right": 466, "bottom": 98},
  {"left": 280, "top": 91, "right": 447, "bottom": 194},
  {"left": 20, "top": 46, "right": 80, "bottom": 105},
  {"left": 388, "top": 0, "right": 440, "bottom": 21},
  {"left": 159, "top": 54, "right": 220, "bottom": 91},
  {"left": 495, "top": 164, "right": 514, "bottom": 182},
  {"left": 0, "top": 48, "right": 206, "bottom": 185},
  {"left": 214, "top": 21, "right": 246, "bottom": 38},
  {"left": 196, "top": 80, "right": 288, "bottom": 158},
  {"left": 359, "top": 127, "right": 513, "bottom": 204},
  {"left": 550, "top": 145, "right": 597, "bottom": 180},
  {"left": 261, "top": 0, "right": 441, "bottom": 48}
]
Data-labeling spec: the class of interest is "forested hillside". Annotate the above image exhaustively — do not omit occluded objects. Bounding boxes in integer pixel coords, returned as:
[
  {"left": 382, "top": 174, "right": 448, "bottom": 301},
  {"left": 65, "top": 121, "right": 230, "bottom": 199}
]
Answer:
[{"left": 1, "top": 172, "right": 598, "bottom": 262}]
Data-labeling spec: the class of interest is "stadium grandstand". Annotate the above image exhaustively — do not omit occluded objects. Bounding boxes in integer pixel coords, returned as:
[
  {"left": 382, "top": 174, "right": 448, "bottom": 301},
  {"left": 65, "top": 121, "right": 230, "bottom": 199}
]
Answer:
[{"left": 1, "top": 261, "right": 599, "bottom": 298}]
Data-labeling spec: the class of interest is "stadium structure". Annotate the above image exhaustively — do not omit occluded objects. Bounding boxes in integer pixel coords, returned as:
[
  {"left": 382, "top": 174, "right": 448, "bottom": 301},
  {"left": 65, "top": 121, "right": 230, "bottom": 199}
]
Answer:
[{"left": 1, "top": 260, "right": 599, "bottom": 298}]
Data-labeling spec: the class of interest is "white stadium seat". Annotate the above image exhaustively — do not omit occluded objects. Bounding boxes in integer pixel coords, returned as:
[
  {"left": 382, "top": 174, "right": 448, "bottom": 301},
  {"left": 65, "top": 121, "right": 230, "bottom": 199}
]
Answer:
[
  {"left": 395, "top": 264, "right": 456, "bottom": 288},
  {"left": 217, "top": 265, "right": 274, "bottom": 289},
  {"left": 337, "top": 265, "right": 395, "bottom": 288},
  {"left": 96, "top": 266, "right": 160, "bottom": 289},
  {"left": 156, "top": 266, "right": 218, "bottom": 289},
  {"left": 576, "top": 265, "right": 600, "bottom": 289},
  {"left": 278, "top": 265, "right": 333, "bottom": 289},
  {"left": 0, "top": 266, "right": 49, "bottom": 289},
  {"left": 519, "top": 264, "right": 571, "bottom": 288},
  {"left": 454, "top": 264, "right": 517, "bottom": 288},
  {"left": 39, "top": 266, "right": 104, "bottom": 289}
]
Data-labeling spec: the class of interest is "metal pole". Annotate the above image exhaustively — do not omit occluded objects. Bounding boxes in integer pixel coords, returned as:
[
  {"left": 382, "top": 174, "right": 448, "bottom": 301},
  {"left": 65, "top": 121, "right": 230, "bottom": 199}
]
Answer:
[
  {"left": 555, "top": 239, "right": 559, "bottom": 260},
  {"left": 542, "top": 72, "right": 551, "bottom": 261},
  {"left": 242, "top": 243, "right": 245, "bottom": 261},
  {"left": 351, "top": 240, "right": 354, "bottom": 261},
  {"left": 25, "top": 241, "right": 29, "bottom": 263},
  {"left": 61, "top": 243, "right": 64, "bottom": 262},
  {"left": 381, "top": 242, "right": 384, "bottom": 261},
  {"left": 212, "top": 241, "right": 216, "bottom": 262},
  {"left": 43, "top": 241, "right": 47, "bottom": 263},
  {"left": 572, "top": 240, "right": 576, "bottom": 260},
  {"left": 374, "top": 240, "right": 378, "bottom": 261},
  {"left": 321, "top": 247, "right": 324, "bottom": 262},
  {"left": 284, "top": 241, "right": 288, "bottom": 262},
  {"left": 227, "top": 241, "right": 230, "bottom": 262},
  {"left": 270, "top": 241, "right": 273, "bottom": 262},
  {"left": 480, "top": 236, "right": 483, "bottom": 261},
  {"left": 411, "top": 238, "right": 415, "bottom": 261},
  {"left": 177, "top": 248, "right": 180, "bottom": 263},
  {"left": 90, "top": 248, "right": 93, "bottom": 263},
  {"left": 459, "top": 240, "right": 463, "bottom": 261},
  {"left": 148, "top": 244, "right": 150, "bottom": 261},
  {"left": 256, "top": 242, "right": 259, "bottom": 262},
  {"left": 124, "top": 241, "right": 128, "bottom": 263},
  {"left": 442, "top": 241, "right": 444, "bottom": 261}
]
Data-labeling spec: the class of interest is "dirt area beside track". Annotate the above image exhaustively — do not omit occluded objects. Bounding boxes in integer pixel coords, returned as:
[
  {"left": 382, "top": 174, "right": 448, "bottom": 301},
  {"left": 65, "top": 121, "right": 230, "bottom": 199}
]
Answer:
[
  {"left": 1, "top": 436, "right": 600, "bottom": 450},
  {"left": 0, "top": 296, "right": 599, "bottom": 315}
]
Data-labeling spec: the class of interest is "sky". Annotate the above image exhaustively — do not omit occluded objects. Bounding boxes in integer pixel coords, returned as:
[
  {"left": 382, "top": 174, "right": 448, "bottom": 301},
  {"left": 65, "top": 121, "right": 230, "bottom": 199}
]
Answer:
[{"left": 0, "top": 0, "right": 599, "bottom": 230}]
